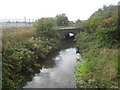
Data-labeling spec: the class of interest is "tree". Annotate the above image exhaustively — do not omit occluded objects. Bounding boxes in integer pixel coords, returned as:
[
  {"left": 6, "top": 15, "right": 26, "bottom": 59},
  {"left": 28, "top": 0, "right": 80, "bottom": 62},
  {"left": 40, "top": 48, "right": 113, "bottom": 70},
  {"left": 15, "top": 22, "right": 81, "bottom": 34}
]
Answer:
[
  {"left": 86, "top": 5, "right": 119, "bottom": 47},
  {"left": 34, "top": 17, "right": 58, "bottom": 38},
  {"left": 74, "top": 19, "right": 87, "bottom": 29},
  {"left": 55, "top": 13, "right": 69, "bottom": 26},
  {"left": 75, "top": 19, "right": 82, "bottom": 27}
]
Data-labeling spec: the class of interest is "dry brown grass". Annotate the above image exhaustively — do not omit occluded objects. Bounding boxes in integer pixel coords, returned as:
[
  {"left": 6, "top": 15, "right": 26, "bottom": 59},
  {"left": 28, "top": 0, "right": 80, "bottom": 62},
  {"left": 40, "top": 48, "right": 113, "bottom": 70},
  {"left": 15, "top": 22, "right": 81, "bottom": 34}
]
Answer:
[
  {"left": 2, "top": 26, "right": 34, "bottom": 33},
  {"left": 3, "top": 26, "right": 36, "bottom": 42}
]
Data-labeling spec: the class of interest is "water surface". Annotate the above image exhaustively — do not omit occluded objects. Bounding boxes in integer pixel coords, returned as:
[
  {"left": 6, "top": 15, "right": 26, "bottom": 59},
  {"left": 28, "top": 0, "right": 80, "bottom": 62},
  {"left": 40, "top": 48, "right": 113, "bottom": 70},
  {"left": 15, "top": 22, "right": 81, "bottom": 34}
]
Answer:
[{"left": 23, "top": 39, "right": 80, "bottom": 88}]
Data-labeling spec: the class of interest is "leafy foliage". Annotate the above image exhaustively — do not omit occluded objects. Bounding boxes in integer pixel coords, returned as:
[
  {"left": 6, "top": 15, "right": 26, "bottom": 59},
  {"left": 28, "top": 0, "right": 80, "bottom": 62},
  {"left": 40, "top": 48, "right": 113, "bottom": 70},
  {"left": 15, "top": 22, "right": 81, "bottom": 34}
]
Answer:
[
  {"left": 74, "top": 19, "right": 87, "bottom": 28},
  {"left": 75, "top": 5, "right": 119, "bottom": 88},
  {"left": 34, "top": 17, "right": 59, "bottom": 38},
  {"left": 2, "top": 17, "right": 60, "bottom": 88},
  {"left": 55, "top": 13, "right": 69, "bottom": 26},
  {"left": 86, "top": 5, "right": 119, "bottom": 48}
]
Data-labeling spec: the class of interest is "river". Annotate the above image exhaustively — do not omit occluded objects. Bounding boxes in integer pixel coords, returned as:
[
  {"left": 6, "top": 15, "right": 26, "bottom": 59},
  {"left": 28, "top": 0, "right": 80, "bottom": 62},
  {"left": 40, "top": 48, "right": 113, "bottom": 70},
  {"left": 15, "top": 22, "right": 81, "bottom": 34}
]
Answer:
[{"left": 23, "top": 38, "right": 81, "bottom": 88}]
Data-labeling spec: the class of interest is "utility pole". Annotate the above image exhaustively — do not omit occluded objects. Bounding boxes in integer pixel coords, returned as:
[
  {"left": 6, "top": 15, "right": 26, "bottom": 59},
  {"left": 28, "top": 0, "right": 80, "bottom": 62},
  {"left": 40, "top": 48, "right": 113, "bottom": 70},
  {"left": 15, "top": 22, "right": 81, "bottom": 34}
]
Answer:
[
  {"left": 29, "top": 19, "right": 30, "bottom": 26},
  {"left": 24, "top": 16, "right": 26, "bottom": 27}
]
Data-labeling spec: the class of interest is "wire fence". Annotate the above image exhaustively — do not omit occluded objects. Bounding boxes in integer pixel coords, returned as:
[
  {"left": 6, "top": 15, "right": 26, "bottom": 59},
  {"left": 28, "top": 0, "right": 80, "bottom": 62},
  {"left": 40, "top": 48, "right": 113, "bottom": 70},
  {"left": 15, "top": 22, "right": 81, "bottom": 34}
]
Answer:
[{"left": 0, "top": 18, "right": 36, "bottom": 28}]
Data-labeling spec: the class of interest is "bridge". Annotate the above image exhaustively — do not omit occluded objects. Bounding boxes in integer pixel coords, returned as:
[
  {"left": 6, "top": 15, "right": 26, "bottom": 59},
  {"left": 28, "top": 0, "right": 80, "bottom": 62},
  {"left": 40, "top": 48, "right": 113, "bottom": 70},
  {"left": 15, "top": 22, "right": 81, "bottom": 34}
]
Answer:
[{"left": 57, "top": 28, "right": 83, "bottom": 39}]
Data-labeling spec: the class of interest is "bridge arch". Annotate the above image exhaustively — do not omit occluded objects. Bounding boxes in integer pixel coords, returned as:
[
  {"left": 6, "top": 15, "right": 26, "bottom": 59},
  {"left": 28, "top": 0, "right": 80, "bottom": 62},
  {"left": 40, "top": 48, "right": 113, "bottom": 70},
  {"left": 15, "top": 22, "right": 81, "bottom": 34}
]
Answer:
[
  {"left": 65, "top": 32, "right": 75, "bottom": 39},
  {"left": 57, "top": 28, "right": 83, "bottom": 39}
]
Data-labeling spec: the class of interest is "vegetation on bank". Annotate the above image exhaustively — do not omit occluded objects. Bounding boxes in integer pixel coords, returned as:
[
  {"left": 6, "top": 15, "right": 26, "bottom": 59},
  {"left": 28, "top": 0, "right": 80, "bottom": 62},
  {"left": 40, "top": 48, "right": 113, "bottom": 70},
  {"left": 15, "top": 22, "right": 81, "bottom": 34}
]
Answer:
[
  {"left": 55, "top": 13, "right": 69, "bottom": 26},
  {"left": 2, "top": 5, "right": 119, "bottom": 88},
  {"left": 2, "top": 18, "right": 60, "bottom": 88},
  {"left": 75, "top": 5, "right": 119, "bottom": 88}
]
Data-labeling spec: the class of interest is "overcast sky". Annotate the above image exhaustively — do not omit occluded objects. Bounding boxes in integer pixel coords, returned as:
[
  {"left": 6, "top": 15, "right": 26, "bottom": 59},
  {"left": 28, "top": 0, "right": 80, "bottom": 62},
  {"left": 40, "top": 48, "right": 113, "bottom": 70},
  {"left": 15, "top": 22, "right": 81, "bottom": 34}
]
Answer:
[{"left": 0, "top": 0, "right": 119, "bottom": 21}]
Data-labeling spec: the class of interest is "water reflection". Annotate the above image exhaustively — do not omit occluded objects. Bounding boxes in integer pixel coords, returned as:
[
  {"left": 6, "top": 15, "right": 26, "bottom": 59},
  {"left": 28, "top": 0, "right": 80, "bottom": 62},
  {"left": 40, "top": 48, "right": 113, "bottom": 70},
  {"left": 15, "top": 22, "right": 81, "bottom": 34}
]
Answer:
[
  {"left": 24, "top": 48, "right": 80, "bottom": 88},
  {"left": 38, "top": 38, "right": 75, "bottom": 69}
]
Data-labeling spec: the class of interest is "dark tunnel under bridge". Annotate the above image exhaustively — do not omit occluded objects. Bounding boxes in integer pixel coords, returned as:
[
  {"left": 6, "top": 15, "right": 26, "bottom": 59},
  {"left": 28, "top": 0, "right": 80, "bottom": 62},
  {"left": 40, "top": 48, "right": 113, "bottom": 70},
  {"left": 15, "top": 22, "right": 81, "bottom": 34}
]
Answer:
[{"left": 57, "top": 28, "right": 83, "bottom": 39}]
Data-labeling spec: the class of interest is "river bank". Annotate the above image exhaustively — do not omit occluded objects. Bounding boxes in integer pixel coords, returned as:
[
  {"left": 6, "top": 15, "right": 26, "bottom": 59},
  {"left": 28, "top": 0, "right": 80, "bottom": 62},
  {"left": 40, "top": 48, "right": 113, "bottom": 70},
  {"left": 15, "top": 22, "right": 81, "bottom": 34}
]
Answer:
[
  {"left": 2, "top": 26, "right": 60, "bottom": 89},
  {"left": 75, "top": 32, "right": 118, "bottom": 88},
  {"left": 74, "top": 5, "right": 119, "bottom": 88},
  {"left": 21, "top": 38, "right": 80, "bottom": 88}
]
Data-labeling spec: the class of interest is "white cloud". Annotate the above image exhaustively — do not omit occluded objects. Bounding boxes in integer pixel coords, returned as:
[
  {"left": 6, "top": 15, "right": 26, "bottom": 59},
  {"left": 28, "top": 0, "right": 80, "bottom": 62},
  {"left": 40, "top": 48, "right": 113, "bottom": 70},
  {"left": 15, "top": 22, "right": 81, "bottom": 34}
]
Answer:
[{"left": 0, "top": 0, "right": 119, "bottom": 21}]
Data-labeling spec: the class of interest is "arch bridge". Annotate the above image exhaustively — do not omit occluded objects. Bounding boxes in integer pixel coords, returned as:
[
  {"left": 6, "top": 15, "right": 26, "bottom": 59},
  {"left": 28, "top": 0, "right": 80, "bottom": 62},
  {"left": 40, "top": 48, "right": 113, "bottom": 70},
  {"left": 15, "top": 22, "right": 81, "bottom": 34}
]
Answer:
[{"left": 57, "top": 28, "right": 83, "bottom": 39}]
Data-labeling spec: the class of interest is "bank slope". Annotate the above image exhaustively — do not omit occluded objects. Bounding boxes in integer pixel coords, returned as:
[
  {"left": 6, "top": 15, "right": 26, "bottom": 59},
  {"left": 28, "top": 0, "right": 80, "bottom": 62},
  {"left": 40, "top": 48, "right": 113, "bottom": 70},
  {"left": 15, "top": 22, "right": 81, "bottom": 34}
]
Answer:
[{"left": 75, "top": 5, "right": 119, "bottom": 88}]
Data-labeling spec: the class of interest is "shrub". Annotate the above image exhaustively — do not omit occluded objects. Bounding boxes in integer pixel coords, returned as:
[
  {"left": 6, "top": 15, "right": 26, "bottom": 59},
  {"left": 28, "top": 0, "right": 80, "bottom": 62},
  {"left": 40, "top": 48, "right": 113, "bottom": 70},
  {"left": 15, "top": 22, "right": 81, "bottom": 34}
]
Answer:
[{"left": 34, "top": 17, "right": 59, "bottom": 38}]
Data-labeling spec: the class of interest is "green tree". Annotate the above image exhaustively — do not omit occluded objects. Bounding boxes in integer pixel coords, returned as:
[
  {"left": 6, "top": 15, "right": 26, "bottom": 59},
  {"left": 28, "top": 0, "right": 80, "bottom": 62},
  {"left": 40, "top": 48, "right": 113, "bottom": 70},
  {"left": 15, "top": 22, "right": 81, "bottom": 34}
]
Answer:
[
  {"left": 55, "top": 13, "right": 69, "bottom": 26},
  {"left": 74, "top": 19, "right": 88, "bottom": 29},
  {"left": 34, "top": 17, "right": 58, "bottom": 38},
  {"left": 88, "top": 5, "right": 118, "bottom": 47},
  {"left": 75, "top": 19, "right": 83, "bottom": 27}
]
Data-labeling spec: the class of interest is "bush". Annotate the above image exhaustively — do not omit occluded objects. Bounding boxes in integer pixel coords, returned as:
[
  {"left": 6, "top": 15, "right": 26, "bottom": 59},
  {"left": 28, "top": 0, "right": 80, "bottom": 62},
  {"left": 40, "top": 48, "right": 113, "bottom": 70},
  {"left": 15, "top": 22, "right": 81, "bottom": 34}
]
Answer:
[
  {"left": 55, "top": 13, "right": 69, "bottom": 26},
  {"left": 75, "top": 5, "right": 119, "bottom": 88},
  {"left": 34, "top": 17, "right": 59, "bottom": 38},
  {"left": 2, "top": 22, "right": 60, "bottom": 88}
]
